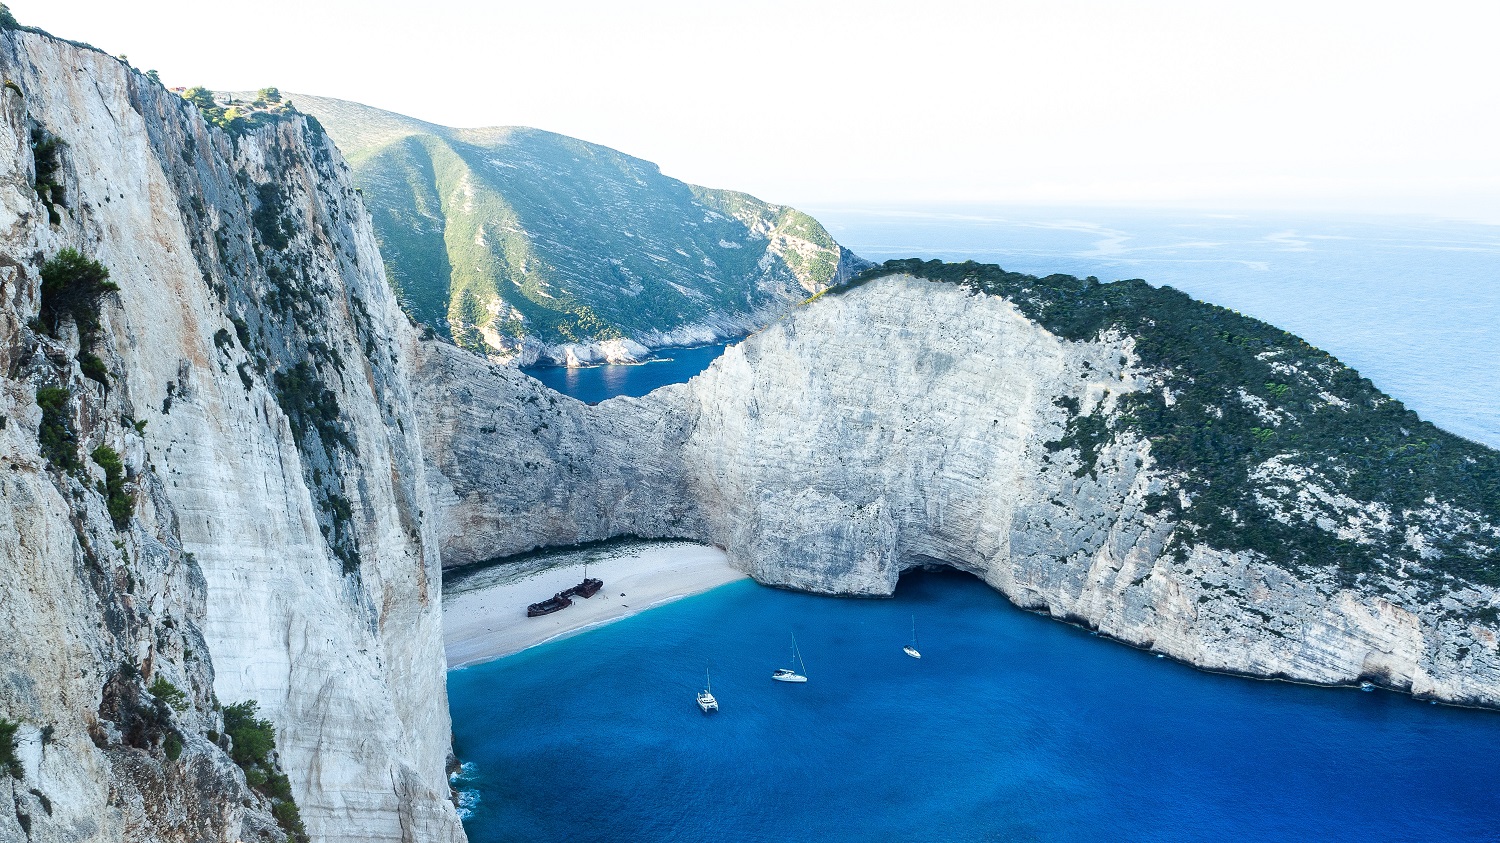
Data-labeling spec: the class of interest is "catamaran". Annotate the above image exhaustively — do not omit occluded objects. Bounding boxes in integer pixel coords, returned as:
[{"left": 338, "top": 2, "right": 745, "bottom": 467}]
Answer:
[
  {"left": 697, "top": 669, "right": 719, "bottom": 712},
  {"left": 904, "top": 615, "right": 922, "bottom": 659},
  {"left": 772, "top": 633, "right": 808, "bottom": 683}
]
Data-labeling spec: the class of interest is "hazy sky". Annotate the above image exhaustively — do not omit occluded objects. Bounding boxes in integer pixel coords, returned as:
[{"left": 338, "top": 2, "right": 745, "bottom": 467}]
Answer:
[{"left": 16, "top": 1, "right": 1500, "bottom": 215}]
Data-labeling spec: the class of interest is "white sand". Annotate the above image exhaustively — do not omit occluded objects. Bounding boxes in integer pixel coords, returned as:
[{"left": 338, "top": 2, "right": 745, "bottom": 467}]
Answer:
[{"left": 442, "top": 541, "right": 748, "bottom": 668}]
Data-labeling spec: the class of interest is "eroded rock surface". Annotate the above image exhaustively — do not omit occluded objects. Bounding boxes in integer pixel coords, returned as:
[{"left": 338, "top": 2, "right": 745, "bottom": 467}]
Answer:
[
  {"left": 417, "top": 274, "right": 1500, "bottom": 709},
  {"left": 0, "top": 29, "right": 461, "bottom": 843}
]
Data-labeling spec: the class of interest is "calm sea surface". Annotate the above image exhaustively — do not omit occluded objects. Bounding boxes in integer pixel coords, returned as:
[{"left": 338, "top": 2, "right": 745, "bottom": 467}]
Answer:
[
  {"left": 451, "top": 572, "right": 1500, "bottom": 842},
  {"left": 521, "top": 343, "right": 729, "bottom": 404},
  {"left": 474, "top": 207, "right": 1500, "bottom": 840}
]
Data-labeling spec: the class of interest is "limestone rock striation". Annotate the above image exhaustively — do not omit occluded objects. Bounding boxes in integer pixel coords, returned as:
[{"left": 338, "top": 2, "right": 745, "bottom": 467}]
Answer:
[
  {"left": 416, "top": 269, "right": 1500, "bottom": 709},
  {"left": 0, "top": 27, "right": 461, "bottom": 843}
]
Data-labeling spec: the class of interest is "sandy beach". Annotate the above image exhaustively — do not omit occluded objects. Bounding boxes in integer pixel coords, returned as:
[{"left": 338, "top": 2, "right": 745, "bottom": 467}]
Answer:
[{"left": 442, "top": 540, "right": 748, "bottom": 668}]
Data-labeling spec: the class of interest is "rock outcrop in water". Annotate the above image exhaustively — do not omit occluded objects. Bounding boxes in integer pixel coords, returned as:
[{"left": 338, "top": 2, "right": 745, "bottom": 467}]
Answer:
[
  {"left": 416, "top": 270, "right": 1500, "bottom": 709},
  {"left": 0, "top": 28, "right": 460, "bottom": 843}
]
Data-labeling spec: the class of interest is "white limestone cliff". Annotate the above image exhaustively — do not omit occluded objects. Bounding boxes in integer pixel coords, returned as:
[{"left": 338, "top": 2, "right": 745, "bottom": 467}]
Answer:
[
  {"left": 416, "top": 275, "right": 1500, "bottom": 709},
  {"left": 0, "top": 29, "right": 461, "bottom": 843}
]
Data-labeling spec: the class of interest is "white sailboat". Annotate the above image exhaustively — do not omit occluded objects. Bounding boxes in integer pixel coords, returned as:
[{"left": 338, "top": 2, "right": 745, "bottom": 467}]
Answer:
[
  {"left": 697, "top": 668, "right": 719, "bottom": 712},
  {"left": 772, "top": 633, "right": 808, "bottom": 683},
  {"left": 904, "top": 615, "right": 922, "bottom": 659}
]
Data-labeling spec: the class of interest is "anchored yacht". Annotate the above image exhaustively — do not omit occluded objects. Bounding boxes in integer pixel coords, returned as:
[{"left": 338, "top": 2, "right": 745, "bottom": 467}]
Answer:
[
  {"left": 772, "top": 633, "right": 809, "bottom": 683},
  {"left": 697, "top": 669, "right": 719, "bottom": 713}
]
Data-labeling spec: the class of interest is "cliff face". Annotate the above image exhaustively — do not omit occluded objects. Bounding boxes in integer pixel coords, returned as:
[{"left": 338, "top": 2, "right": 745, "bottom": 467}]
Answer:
[
  {"left": 294, "top": 94, "right": 868, "bottom": 365},
  {"left": 0, "top": 29, "right": 460, "bottom": 843},
  {"left": 418, "top": 274, "right": 1500, "bottom": 708}
]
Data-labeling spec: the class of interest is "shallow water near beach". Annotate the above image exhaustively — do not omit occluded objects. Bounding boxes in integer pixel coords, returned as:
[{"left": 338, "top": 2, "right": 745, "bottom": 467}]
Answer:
[{"left": 449, "top": 570, "right": 1500, "bottom": 842}]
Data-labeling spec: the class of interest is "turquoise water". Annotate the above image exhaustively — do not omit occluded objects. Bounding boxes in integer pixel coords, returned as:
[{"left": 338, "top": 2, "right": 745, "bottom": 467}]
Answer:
[
  {"left": 450, "top": 571, "right": 1500, "bottom": 842},
  {"left": 521, "top": 343, "right": 729, "bottom": 404}
]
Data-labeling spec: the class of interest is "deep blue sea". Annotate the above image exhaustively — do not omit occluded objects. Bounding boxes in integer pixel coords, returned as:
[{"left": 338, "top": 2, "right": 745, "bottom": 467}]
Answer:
[
  {"left": 473, "top": 207, "right": 1500, "bottom": 840},
  {"left": 451, "top": 571, "right": 1500, "bottom": 842},
  {"left": 521, "top": 343, "right": 729, "bottom": 404}
]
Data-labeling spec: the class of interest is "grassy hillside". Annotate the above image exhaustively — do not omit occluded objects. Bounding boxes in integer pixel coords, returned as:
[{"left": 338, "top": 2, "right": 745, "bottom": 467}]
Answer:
[
  {"left": 843, "top": 260, "right": 1500, "bottom": 596},
  {"left": 291, "top": 94, "right": 865, "bottom": 356}
]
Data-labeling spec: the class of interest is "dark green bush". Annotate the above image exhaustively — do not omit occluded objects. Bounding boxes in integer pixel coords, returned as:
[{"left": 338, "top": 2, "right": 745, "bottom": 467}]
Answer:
[
  {"left": 221, "top": 701, "right": 308, "bottom": 841},
  {"left": 90, "top": 444, "right": 133, "bottom": 529},
  {"left": 148, "top": 676, "right": 188, "bottom": 712},
  {"left": 181, "top": 86, "right": 217, "bottom": 113},
  {"left": 274, "top": 363, "right": 351, "bottom": 450},
  {"left": 222, "top": 700, "right": 275, "bottom": 768},
  {"left": 30, "top": 128, "right": 63, "bottom": 224},
  {"left": 0, "top": 4, "right": 18, "bottom": 29},
  {"left": 78, "top": 351, "right": 108, "bottom": 387},
  {"left": 272, "top": 799, "right": 308, "bottom": 842},
  {"left": 0, "top": 717, "right": 19, "bottom": 779},
  {"left": 35, "top": 386, "right": 78, "bottom": 471},
  {"left": 231, "top": 316, "right": 252, "bottom": 348},
  {"left": 163, "top": 732, "right": 183, "bottom": 762},
  {"left": 252, "top": 183, "right": 291, "bottom": 250},
  {"left": 39, "top": 249, "right": 117, "bottom": 342}
]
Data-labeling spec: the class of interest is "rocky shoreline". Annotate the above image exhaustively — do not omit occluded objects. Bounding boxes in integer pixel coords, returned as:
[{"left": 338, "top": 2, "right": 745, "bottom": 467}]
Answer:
[{"left": 414, "top": 274, "right": 1500, "bottom": 711}]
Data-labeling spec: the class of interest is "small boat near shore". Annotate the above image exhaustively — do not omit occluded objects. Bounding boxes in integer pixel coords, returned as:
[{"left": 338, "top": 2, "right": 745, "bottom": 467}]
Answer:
[
  {"left": 526, "top": 592, "right": 573, "bottom": 617},
  {"left": 904, "top": 615, "right": 922, "bottom": 659}
]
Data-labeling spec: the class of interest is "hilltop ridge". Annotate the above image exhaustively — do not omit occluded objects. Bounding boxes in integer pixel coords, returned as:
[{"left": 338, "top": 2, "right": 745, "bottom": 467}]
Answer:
[{"left": 293, "top": 93, "right": 869, "bottom": 365}]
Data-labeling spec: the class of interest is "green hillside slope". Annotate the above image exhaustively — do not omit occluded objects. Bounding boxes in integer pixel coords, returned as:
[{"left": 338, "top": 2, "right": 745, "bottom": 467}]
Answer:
[{"left": 291, "top": 94, "right": 867, "bottom": 362}]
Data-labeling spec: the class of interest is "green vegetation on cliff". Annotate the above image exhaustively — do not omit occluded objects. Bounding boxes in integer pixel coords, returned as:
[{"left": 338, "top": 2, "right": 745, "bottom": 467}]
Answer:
[
  {"left": 91, "top": 444, "right": 133, "bottom": 529},
  {"left": 292, "top": 94, "right": 864, "bottom": 353},
  {"left": 223, "top": 701, "right": 308, "bottom": 843},
  {"left": 846, "top": 259, "right": 1500, "bottom": 590},
  {"left": 0, "top": 717, "right": 19, "bottom": 779},
  {"left": 35, "top": 386, "right": 78, "bottom": 472},
  {"left": 39, "top": 249, "right": 116, "bottom": 341},
  {"left": 179, "top": 87, "right": 306, "bottom": 137}
]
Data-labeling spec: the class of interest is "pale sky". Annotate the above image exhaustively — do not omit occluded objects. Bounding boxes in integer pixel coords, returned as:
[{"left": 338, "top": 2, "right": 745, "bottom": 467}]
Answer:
[{"left": 15, "top": 0, "right": 1500, "bottom": 215}]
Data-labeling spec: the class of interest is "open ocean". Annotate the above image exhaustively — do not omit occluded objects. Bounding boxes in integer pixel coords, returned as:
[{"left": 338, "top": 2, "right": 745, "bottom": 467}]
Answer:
[{"left": 479, "top": 207, "right": 1500, "bottom": 840}]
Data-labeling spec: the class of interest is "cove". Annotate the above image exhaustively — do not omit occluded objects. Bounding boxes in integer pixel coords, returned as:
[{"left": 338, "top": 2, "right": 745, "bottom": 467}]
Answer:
[
  {"left": 521, "top": 343, "right": 730, "bottom": 404},
  {"left": 448, "top": 570, "right": 1500, "bottom": 842}
]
